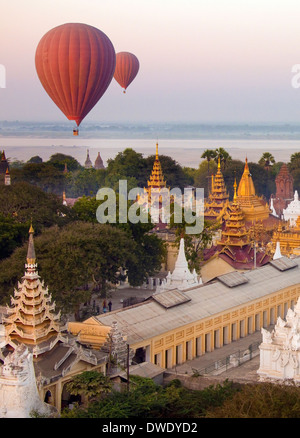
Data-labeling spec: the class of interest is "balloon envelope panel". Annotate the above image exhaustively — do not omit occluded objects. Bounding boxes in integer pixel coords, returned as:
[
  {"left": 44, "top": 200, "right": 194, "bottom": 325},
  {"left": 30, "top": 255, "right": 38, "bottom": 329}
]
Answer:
[{"left": 35, "top": 23, "right": 116, "bottom": 126}]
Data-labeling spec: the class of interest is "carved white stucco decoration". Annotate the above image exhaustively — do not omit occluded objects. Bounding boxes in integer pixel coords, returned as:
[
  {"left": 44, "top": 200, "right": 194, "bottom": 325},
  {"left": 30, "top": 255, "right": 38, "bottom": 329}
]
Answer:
[
  {"left": 257, "top": 297, "right": 300, "bottom": 384},
  {"left": 283, "top": 190, "right": 300, "bottom": 226},
  {"left": 0, "top": 344, "right": 57, "bottom": 417}
]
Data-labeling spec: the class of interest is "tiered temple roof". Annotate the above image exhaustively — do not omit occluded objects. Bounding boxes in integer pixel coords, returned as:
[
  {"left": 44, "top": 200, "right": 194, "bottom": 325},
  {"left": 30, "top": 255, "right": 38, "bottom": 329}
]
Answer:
[
  {"left": 3, "top": 225, "right": 65, "bottom": 354},
  {"left": 217, "top": 180, "right": 251, "bottom": 247},
  {"left": 145, "top": 143, "right": 167, "bottom": 197},
  {"left": 203, "top": 180, "right": 270, "bottom": 271},
  {"left": 204, "top": 158, "right": 229, "bottom": 222}
]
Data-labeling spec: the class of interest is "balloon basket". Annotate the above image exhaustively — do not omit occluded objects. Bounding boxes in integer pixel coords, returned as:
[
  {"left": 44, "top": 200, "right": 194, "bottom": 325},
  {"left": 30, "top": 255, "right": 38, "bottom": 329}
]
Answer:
[{"left": 73, "top": 129, "right": 79, "bottom": 136}]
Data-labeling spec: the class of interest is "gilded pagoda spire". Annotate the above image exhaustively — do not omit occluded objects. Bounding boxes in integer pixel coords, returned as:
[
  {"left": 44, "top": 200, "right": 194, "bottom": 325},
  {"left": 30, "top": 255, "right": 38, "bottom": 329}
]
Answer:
[
  {"left": 233, "top": 178, "right": 237, "bottom": 202},
  {"left": 147, "top": 143, "right": 166, "bottom": 190},
  {"left": 204, "top": 156, "right": 229, "bottom": 222},
  {"left": 236, "top": 157, "right": 270, "bottom": 222},
  {"left": 143, "top": 142, "right": 168, "bottom": 206},
  {"left": 237, "top": 157, "right": 256, "bottom": 197},
  {"left": 26, "top": 222, "right": 36, "bottom": 265}
]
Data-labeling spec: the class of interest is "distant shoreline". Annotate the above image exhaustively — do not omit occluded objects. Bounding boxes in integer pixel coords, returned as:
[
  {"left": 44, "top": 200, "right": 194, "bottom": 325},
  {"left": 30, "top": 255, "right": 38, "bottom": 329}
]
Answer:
[{"left": 1, "top": 136, "right": 299, "bottom": 168}]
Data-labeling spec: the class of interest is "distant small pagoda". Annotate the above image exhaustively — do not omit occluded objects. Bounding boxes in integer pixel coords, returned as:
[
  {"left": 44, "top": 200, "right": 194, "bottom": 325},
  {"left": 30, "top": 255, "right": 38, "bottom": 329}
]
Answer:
[
  {"left": 84, "top": 149, "right": 93, "bottom": 169},
  {"left": 0, "top": 151, "right": 11, "bottom": 185},
  {"left": 94, "top": 152, "right": 105, "bottom": 169}
]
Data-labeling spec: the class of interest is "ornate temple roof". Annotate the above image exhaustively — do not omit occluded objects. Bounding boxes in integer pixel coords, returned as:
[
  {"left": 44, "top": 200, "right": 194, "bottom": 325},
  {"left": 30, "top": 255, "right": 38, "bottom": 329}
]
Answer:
[
  {"left": 272, "top": 211, "right": 300, "bottom": 257},
  {"left": 203, "top": 179, "right": 271, "bottom": 270},
  {"left": 283, "top": 190, "right": 300, "bottom": 226},
  {"left": 146, "top": 143, "right": 167, "bottom": 192},
  {"left": 204, "top": 158, "right": 229, "bottom": 222},
  {"left": 217, "top": 179, "right": 251, "bottom": 247},
  {"left": 3, "top": 225, "right": 65, "bottom": 354}
]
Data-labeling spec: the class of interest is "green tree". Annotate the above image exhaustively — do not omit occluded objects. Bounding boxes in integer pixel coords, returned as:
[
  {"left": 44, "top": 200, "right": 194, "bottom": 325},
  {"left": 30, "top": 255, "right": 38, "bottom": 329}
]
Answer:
[
  {"left": 201, "top": 149, "right": 217, "bottom": 176},
  {"left": 0, "top": 222, "right": 137, "bottom": 319},
  {"left": 214, "top": 147, "right": 232, "bottom": 170},
  {"left": 48, "top": 153, "right": 83, "bottom": 172},
  {"left": 61, "top": 377, "right": 238, "bottom": 418},
  {"left": 106, "top": 148, "right": 147, "bottom": 187},
  {"left": 66, "top": 371, "right": 112, "bottom": 407},
  {"left": 0, "top": 182, "right": 72, "bottom": 233},
  {"left": 27, "top": 155, "right": 43, "bottom": 164},
  {"left": 206, "top": 382, "right": 300, "bottom": 418},
  {"left": 0, "top": 214, "right": 29, "bottom": 260},
  {"left": 289, "top": 152, "right": 300, "bottom": 171},
  {"left": 11, "top": 162, "right": 66, "bottom": 194},
  {"left": 258, "top": 152, "right": 275, "bottom": 170},
  {"left": 72, "top": 195, "right": 166, "bottom": 286}
]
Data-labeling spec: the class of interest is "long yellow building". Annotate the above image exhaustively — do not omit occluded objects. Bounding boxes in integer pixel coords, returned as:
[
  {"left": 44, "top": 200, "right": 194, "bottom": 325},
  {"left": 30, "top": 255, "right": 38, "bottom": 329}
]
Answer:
[{"left": 74, "top": 245, "right": 300, "bottom": 369}]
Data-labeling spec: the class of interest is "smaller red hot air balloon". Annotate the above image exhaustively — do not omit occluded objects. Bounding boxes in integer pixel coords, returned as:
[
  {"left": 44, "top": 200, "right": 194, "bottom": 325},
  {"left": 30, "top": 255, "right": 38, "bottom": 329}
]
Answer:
[{"left": 114, "top": 52, "right": 139, "bottom": 93}]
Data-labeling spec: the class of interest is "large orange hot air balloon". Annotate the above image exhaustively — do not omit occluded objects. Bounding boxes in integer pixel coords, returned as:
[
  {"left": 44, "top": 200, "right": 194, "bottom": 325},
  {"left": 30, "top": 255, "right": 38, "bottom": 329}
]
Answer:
[
  {"left": 114, "top": 52, "right": 139, "bottom": 93},
  {"left": 35, "top": 23, "right": 116, "bottom": 135}
]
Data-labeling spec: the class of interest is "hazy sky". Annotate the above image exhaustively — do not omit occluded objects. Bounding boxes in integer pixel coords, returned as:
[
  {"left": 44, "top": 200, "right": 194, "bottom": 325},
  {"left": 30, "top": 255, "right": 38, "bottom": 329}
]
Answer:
[{"left": 2, "top": 0, "right": 300, "bottom": 124}]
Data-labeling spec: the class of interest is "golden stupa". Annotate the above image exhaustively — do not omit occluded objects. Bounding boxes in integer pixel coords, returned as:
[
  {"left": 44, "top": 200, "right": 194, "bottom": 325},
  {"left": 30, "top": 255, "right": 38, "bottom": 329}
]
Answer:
[{"left": 236, "top": 158, "right": 270, "bottom": 222}]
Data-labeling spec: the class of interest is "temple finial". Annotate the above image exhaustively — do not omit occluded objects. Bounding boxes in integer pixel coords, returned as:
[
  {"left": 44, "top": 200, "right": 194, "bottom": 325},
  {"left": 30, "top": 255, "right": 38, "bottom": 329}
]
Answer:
[
  {"left": 156, "top": 142, "right": 159, "bottom": 159},
  {"left": 233, "top": 178, "right": 237, "bottom": 202},
  {"left": 26, "top": 222, "right": 36, "bottom": 265},
  {"left": 218, "top": 156, "right": 221, "bottom": 170}
]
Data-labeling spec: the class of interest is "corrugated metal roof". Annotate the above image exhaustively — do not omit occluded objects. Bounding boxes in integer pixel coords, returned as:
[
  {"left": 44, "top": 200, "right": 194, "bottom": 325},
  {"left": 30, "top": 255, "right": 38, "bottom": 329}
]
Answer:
[
  {"left": 269, "top": 256, "right": 298, "bottom": 271},
  {"left": 217, "top": 271, "right": 248, "bottom": 287},
  {"left": 96, "top": 258, "right": 300, "bottom": 345},
  {"left": 152, "top": 289, "right": 191, "bottom": 308}
]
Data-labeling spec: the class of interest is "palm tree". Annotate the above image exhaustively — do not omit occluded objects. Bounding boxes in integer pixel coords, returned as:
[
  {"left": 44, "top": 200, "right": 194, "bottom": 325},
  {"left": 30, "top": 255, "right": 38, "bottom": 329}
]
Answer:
[
  {"left": 201, "top": 149, "right": 217, "bottom": 175},
  {"left": 214, "top": 148, "right": 232, "bottom": 170},
  {"left": 259, "top": 152, "right": 275, "bottom": 171},
  {"left": 289, "top": 152, "right": 300, "bottom": 171}
]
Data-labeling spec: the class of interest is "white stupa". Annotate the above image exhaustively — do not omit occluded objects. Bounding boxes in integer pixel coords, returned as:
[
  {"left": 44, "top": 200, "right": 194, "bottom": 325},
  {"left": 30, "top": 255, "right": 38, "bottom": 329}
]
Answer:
[
  {"left": 283, "top": 190, "right": 300, "bottom": 226},
  {"left": 155, "top": 238, "right": 202, "bottom": 293},
  {"left": 273, "top": 241, "right": 282, "bottom": 260},
  {"left": 270, "top": 197, "right": 278, "bottom": 217}
]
